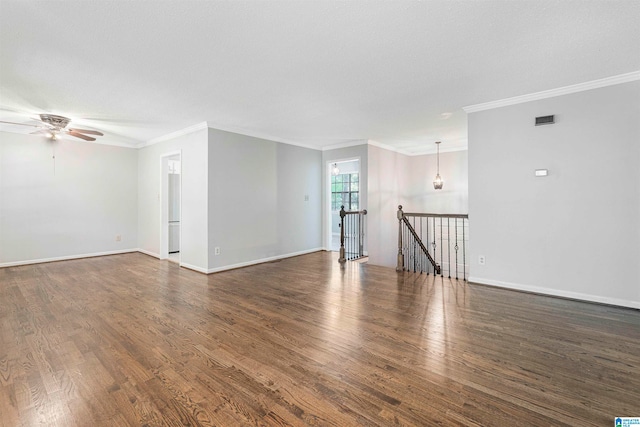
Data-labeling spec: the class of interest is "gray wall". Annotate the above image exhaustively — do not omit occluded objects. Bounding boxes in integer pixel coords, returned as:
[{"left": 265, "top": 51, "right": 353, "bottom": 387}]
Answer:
[
  {"left": 207, "top": 128, "right": 322, "bottom": 271},
  {"left": 468, "top": 80, "right": 640, "bottom": 308},
  {"left": 0, "top": 132, "right": 138, "bottom": 265}
]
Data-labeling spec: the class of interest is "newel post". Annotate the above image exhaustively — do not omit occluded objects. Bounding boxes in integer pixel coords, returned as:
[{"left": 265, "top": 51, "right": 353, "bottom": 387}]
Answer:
[
  {"left": 338, "top": 205, "right": 346, "bottom": 264},
  {"left": 396, "top": 205, "right": 404, "bottom": 272}
]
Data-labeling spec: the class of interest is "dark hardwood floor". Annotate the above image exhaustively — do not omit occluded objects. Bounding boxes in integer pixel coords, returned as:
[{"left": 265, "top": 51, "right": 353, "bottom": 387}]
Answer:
[{"left": 1, "top": 251, "right": 639, "bottom": 426}]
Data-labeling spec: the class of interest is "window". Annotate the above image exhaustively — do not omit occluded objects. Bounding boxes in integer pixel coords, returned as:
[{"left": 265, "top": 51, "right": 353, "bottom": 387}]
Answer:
[{"left": 331, "top": 173, "right": 359, "bottom": 211}]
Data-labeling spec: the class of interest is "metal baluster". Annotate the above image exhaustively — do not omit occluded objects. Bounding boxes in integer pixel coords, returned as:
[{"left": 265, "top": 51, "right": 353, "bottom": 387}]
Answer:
[
  {"left": 345, "top": 213, "right": 348, "bottom": 260},
  {"left": 431, "top": 216, "right": 437, "bottom": 276},
  {"left": 420, "top": 216, "right": 423, "bottom": 274},
  {"left": 350, "top": 213, "right": 354, "bottom": 259},
  {"left": 416, "top": 218, "right": 419, "bottom": 273},
  {"left": 406, "top": 224, "right": 409, "bottom": 271},
  {"left": 446, "top": 218, "right": 450, "bottom": 278},
  {"left": 402, "top": 222, "right": 405, "bottom": 271},
  {"left": 338, "top": 206, "right": 346, "bottom": 264},
  {"left": 352, "top": 213, "right": 355, "bottom": 259},
  {"left": 462, "top": 218, "right": 466, "bottom": 281},
  {"left": 419, "top": 217, "right": 423, "bottom": 274},
  {"left": 358, "top": 212, "right": 363, "bottom": 258},
  {"left": 396, "top": 207, "right": 404, "bottom": 272},
  {"left": 403, "top": 223, "right": 407, "bottom": 271},
  {"left": 454, "top": 218, "right": 459, "bottom": 280},
  {"left": 349, "top": 215, "right": 353, "bottom": 259},
  {"left": 425, "top": 215, "right": 429, "bottom": 275},
  {"left": 405, "top": 223, "right": 408, "bottom": 271},
  {"left": 407, "top": 226, "right": 410, "bottom": 271},
  {"left": 420, "top": 217, "right": 429, "bottom": 273},
  {"left": 413, "top": 228, "right": 416, "bottom": 273},
  {"left": 439, "top": 217, "right": 444, "bottom": 277},
  {"left": 346, "top": 213, "right": 349, "bottom": 260}
]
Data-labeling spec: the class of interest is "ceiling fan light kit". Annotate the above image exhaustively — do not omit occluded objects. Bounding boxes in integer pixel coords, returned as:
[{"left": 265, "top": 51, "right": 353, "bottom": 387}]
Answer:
[
  {"left": 39, "top": 114, "right": 71, "bottom": 129},
  {"left": 0, "top": 113, "right": 104, "bottom": 141}
]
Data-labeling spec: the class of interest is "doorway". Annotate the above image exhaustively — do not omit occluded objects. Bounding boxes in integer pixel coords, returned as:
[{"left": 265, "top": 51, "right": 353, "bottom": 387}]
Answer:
[
  {"left": 160, "top": 152, "right": 181, "bottom": 263},
  {"left": 326, "top": 158, "right": 360, "bottom": 252}
]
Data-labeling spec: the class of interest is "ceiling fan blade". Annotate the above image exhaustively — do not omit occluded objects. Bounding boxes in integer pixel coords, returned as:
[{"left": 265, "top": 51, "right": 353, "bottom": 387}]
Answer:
[
  {"left": 30, "top": 130, "right": 52, "bottom": 135},
  {"left": 67, "top": 131, "right": 96, "bottom": 141},
  {"left": 67, "top": 128, "right": 104, "bottom": 136},
  {"left": 0, "top": 120, "right": 41, "bottom": 128}
]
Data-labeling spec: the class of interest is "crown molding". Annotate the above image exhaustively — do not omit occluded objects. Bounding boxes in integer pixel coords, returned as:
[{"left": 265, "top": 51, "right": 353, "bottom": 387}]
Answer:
[
  {"left": 366, "top": 139, "right": 413, "bottom": 156},
  {"left": 406, "top": 145, "right": 469, "bottom": 156},
  {"left": 366, "top": 139, "right": 468, "bottom": 156},
  {"left": 321, "top": 139, "right": 369, "bottom": 151},
  {"left": 463, "top": 71, "right": 640, "bottom": 113},
  {"left": 141, "top": 122, "right": 209, "bottom": 147},
  {"left": 89, "top": 138, "right": 144, "bottom": 149}
]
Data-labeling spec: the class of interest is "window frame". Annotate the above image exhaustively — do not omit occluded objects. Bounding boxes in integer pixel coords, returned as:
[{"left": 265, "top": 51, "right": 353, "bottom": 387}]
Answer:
[{"left": 331, "top": 172, "right": 359, "bottom": 211}]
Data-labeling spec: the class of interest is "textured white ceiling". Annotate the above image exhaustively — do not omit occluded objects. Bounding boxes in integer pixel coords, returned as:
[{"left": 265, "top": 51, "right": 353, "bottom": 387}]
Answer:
[{"left": 1, "top": 1, "right": 639, "bottom": 153}]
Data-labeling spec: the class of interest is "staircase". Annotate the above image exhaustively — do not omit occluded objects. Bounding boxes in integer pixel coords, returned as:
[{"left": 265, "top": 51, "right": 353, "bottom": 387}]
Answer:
[{"left": 395, "top": 205, "right": 469, "bottom": 280}]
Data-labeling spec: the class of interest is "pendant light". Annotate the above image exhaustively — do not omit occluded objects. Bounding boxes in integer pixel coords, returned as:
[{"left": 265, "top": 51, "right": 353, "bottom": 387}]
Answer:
[
  {"left": 332, "top": 163, "right": 340, "bottom": 175},
  {"left": 433, "top": 141, "right": 443, "bottom": 190}
]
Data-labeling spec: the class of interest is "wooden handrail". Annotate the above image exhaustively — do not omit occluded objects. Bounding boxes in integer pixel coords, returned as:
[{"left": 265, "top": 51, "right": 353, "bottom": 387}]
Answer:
[
  {"left": 400, "top": 216, "right": 440, "bottom": 274},
  {"left": 402, "top": 212, "right": 468, "bottom": 219}
]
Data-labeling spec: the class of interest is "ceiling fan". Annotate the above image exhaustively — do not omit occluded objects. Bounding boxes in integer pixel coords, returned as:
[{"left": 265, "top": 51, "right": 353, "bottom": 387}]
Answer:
[{"left": 0, "top": 114, "right": 104, "bottom": 141}]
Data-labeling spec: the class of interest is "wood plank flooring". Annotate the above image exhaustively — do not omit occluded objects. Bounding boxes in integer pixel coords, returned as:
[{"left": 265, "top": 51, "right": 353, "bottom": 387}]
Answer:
[{"left": 1, "top": 251, "right": 639, "bottom": 426}]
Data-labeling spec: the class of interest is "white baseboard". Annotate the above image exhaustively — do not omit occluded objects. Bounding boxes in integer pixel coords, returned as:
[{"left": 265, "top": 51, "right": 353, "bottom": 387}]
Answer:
[
  {"left": 0, "top": 248, "right": 325, "bottom": 275},
  {"left": 206, "top": 247, "right": 324, "bottom": 274},
  {"left": 180, "top": 262, "right": 209, "bottom": 274},
  {"left": 137, "top": 248, "right": 161, "bottom": 259},
  {"left": 468, "top": 276, "right": 640, "bottom": 310},
  {"left": 0, "top": 249, "right": 139, "bottom": 268}
]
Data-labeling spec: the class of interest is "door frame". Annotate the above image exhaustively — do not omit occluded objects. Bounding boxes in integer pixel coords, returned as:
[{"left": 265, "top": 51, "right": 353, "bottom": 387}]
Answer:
[
  {"left": 160, "top": 151, "right": 182, "bottom": 261},
  {"left": 324, "top": 157, "right": 360, "bottom": 251}
]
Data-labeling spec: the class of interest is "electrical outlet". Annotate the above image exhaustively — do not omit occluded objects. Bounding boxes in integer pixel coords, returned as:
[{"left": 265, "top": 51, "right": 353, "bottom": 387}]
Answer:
[
  {"left": 304, "top": 194, "right": 309, "bottom": 201},
  {"left": 115, "top": 235, "right": 122, "bottom": 242},
  {"left": 478, "top": 255, "right": 485, "bottom": 265},
  {"left": 215, "top": 247, "right": 221, "bottom": 255}
]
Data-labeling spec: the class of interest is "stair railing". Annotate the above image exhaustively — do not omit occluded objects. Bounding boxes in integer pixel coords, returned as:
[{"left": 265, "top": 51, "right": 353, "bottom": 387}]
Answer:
[
  {"left": 396, "top": 205, "right": 469, "bottom": 280},
  {"left": 338, "top": 205, "right": 368, "bottom": 263}
]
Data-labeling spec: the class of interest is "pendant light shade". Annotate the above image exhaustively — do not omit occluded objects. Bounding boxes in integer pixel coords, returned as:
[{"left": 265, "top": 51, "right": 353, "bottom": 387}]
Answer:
[
  {"left": 332, "top": 163, "right": 340, "bottom": 175},
  {"left": 433, "top": 141, "right": 443, "bottom": 190}
]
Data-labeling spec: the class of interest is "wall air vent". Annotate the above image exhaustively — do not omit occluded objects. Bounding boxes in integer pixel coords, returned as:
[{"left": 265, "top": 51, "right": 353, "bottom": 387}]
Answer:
[{"left": 535, "top": 115, "right": 555, "bottom": 126}]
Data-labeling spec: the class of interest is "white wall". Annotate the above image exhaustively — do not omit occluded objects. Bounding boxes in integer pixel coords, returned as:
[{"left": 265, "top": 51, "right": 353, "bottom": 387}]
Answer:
[
  {"left": 366, "top": 144, "right": 469, "bottom": 268},
  {"left": 0, "top": 132, "right": 137, "bottom": 265},
  {"left": 207, "top": 128, "right": 322, "bottom": 271},
  {"left": 405, "top": 150, "right": 468, "bottom": 214},
  {"left": 468, "top": 80, "right": 640, "bottom": 308},
  {"left": 366, "top": 144, "right": 410, "bottom": 267},
  {"left": 137, "top": 127, "right": 208, "bottom": 272}
]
